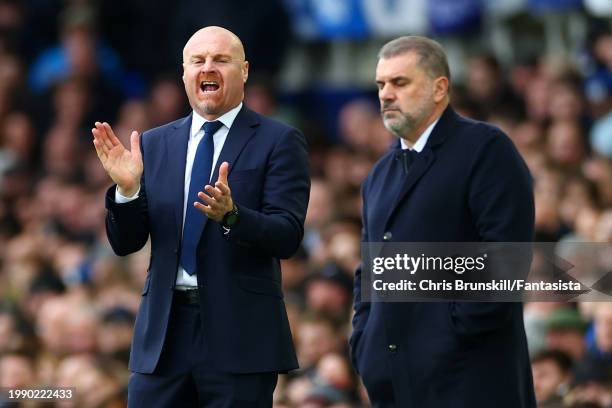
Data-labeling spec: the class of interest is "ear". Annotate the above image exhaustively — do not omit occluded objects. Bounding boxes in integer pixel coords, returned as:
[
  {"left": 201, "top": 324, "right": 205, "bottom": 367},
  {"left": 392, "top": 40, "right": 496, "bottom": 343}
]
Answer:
[
  {"left": 433, "top": 77, "right": 449, "bottom": 103},
  {"left": 182, "top": 63, "right": 186, "bottom": 85},
  {"left": 242, "top": 61, "right": 249, "bottom": 83}
]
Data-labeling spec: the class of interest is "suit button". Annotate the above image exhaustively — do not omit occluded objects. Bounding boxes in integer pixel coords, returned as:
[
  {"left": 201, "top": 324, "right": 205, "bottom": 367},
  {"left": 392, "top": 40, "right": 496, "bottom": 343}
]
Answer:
[
  {"left": 388, "top": 344, "right": 397, "bottom": 353},
  {"left": 383, "top": 232, "right": 392, "bottom": 241}
]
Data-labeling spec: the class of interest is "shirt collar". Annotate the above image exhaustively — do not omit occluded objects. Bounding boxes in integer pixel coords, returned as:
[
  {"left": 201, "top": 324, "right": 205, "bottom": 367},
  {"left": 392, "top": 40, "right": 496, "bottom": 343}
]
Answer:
[
  {"left": 400, "top": 117, "right": 440, "bottom": 152},
  {"left": 190, "top": 102, "right": 243, "bottom": 137}
]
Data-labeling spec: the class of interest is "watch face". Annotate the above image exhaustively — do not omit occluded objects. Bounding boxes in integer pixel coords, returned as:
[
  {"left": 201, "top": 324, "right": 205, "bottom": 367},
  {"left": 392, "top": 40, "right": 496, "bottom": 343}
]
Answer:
[{"left": 226, "top": 213, "right": 238, "bottom": 226}]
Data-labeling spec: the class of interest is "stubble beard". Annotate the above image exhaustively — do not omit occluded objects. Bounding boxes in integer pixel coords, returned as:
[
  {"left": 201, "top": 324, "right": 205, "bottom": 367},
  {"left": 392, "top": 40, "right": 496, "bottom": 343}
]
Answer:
[
  {"left": 196, "top": 98, "right": 220, "bottom": 116},
  {"left": 382, "top": 100, "right": 433, "bottom": 141},
  {"left": 202, "top": 102, "right": 218, "bottom": 115},
  {"left": 383, "top": 112, "right": 417, "bottom": 139}
]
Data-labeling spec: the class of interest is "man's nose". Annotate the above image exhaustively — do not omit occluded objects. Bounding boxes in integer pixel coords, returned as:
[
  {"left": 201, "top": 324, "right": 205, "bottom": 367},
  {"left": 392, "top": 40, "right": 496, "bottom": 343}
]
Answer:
[
  {"left": 379, "top": 85, "right": 395, "bottom": 103},
  {"left": 200, "top": 58, "right": 217, "bottom": 73}
]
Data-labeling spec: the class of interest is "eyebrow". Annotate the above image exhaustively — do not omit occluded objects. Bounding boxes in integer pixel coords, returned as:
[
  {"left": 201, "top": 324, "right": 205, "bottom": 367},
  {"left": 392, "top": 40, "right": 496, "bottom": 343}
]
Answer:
[
  {"left": 376, "top": 75, "right": 409, "bottom": 84},
  {"left": 188, "top": 53, "right": 235, "bottom": 61}
]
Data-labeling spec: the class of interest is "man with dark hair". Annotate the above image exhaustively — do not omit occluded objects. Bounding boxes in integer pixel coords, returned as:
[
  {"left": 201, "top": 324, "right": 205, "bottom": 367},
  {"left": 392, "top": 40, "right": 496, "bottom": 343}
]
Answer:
[
  {"left": 350, "top": 35, "right": 536, "bottom": 407},
  {"left": 531, "top": 350, "right": 573, "bottom": 407}
]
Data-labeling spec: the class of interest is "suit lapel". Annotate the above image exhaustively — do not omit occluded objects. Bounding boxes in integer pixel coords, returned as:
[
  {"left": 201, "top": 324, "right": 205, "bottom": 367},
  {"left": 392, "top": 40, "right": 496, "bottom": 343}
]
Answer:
[
  {"left": 165, "top": 114, "right": 192, "bottom": 241},
  {"left": 210, "top": 105, "right": 260, "bottom": 182},
  {"left": 202, "top": 105, "right": 260, "bottom": 233},
  {"left": 384, "top": 148, "right": 436, "bottom": 228},
  {"left": 383, "top": 106, "right": 457, "bottom": 229}
]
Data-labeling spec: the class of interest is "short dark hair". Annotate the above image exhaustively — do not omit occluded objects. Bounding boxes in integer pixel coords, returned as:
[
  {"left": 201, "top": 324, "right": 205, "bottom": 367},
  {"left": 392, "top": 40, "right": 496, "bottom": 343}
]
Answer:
[
  {"left": 531, "top": 350, "right": 573, "bottom": 373},
  {"left": 378, "top": 36, "right": 450, "bottom": 82}
]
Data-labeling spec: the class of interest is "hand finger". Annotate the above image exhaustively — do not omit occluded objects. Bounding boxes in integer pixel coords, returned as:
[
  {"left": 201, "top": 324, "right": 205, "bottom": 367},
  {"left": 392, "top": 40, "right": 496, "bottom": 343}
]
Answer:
[
  {"left": 194, "top": 202, "right": 211, "bottom": 214},
  {"left": 103, "top": 122, "right": 122, "bottom": 147},
  {"left": 92, "top": 128, "right": 109, "bottom": 154},
  {"left": 194, "top": 202, "right": 216, "bottom": 218},
  {"left": 95, "top": 121, "right": 115, "bottom": 150},
  {"left": 199, "top": 195, "right": 227, "bottom": 217},
  {"left": 215, "top": 181, "right": 230, "bottom": 196},
  {"left": 197, "top": 191, "right": 218, "bottom": 207},
  {"left": 94, "top": 122, "right": 115, "bottom": 150},
  {"left": 92, "top": 138, "right": 107, "bottom": 161},
  {"left": 130, "top": 131, "right": 141, "bottom": 159},
  {"left": 197, "top": 193, "right": 226, "bottom": 214},
  {"left": 204, "top": 185, "right": 224, "bottom": 200},
  {"left": 218, "top": 162, "right": 229, "bottom": 185}
]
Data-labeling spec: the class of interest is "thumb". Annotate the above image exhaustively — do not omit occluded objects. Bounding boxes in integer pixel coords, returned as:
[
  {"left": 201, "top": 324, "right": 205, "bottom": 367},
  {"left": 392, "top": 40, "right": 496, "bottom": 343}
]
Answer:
[
  {"left": 130, "top": 131, "right": 141, "bottom": 158},
  {"left": 218, "top": 161, "right": 229, "bottom": 184}
]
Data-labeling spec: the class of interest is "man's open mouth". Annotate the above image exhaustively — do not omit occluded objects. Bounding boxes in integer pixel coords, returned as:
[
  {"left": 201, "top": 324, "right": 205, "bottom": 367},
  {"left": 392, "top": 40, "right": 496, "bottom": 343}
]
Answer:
[{"left": 200, "top": 81, "right": 220, "bottom": 93}]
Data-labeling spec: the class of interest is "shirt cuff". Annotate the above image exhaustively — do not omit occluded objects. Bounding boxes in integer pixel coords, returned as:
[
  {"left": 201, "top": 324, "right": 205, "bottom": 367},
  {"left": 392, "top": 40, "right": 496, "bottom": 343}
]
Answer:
[{"left": 115, "top": 186, "right": 140, "bottom": 203}]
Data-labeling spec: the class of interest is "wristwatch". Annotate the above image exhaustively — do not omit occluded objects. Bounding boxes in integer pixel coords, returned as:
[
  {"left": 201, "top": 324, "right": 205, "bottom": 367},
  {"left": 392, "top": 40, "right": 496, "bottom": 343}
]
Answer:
[{"left": 222, "top": 204, "right": 239, "bottom": 229}]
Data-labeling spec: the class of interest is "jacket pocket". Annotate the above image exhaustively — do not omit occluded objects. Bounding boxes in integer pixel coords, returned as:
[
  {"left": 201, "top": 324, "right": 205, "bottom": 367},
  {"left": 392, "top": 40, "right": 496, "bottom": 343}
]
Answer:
[{"left": 239, "top": 275, "right": 283, "bottom": 298}]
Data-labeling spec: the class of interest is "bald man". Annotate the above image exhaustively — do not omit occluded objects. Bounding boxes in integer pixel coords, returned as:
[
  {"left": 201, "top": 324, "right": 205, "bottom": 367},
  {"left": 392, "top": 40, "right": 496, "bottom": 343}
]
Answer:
[{"left": 93, "top": 26, "right": 310, "bottom": 407}]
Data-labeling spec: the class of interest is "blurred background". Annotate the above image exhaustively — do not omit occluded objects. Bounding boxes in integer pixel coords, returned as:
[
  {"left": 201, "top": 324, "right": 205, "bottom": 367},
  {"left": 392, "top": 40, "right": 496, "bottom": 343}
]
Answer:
[{"left": 0, "top": 0, "right": 611, "bottom": 407}]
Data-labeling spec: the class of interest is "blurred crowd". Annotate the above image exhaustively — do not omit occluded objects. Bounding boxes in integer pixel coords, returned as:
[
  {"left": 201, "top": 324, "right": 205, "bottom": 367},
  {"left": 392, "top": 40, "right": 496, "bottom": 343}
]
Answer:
[{"left": 0, "top": 1, "right": 611, "bottom": 407}]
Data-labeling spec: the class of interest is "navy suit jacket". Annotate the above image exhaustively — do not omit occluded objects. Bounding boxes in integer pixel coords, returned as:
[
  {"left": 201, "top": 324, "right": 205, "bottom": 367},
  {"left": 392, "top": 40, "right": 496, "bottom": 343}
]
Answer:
[
  {"left": 105, "top": 105, "right": 309, "bottom": 374},
  {"left": 350, "top": 107, "right": 536, "bottom": 407}
]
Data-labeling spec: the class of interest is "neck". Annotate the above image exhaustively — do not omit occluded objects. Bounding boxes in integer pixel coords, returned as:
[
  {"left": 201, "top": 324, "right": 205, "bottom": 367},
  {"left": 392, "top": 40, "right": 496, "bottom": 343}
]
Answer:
[{"left": 401, "top": 100, "right": 448, "bottom": 146}]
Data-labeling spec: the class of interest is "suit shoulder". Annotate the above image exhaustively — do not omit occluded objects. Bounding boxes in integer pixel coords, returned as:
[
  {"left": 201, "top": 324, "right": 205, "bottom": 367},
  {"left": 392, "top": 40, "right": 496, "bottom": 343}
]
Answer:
[
  {"left": 455, "top": 114, "right": 506, "bottom": 140},
  {"left": 257, "top": 114, "right": 301, "bottom": 139},
  {"left": 138, "top": 116, "right": 189, "bottom": 154},
  {"left": 451, "top": 114, "right": 530, "bottom": 180},
  {"left": 451, "top": 114, "right": 516, "bottom": 152},
  {"left": 141, "top": 116, "right": 188, "bottom": 140}
]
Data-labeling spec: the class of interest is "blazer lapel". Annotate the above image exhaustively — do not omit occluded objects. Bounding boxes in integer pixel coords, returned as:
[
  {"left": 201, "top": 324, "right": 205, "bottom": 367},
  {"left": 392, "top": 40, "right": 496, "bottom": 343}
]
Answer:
[
  {"left": 202, "top": 105, "right": 260, "bottom": 232},
  {"left": 165, "top": 114, "right": 192, "bottom": 241},
  {"left": 383, "top": 106, "right": 457, "bottom": 228},
  {"left": 210, "top": 105, "right": 260, "bottom": 182},
  {"left": 384, "top": 148, "right": 436, "bottom": 228}
]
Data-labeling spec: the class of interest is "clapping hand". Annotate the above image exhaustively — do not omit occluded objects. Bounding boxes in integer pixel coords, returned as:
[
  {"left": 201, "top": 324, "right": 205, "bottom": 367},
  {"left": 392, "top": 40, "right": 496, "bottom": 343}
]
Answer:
[
  {"left": 92, "top": 122, "right": 143, "bottom": 197},
  {"left": 195, "top": 161, "right": 233, "bottom": 222}
]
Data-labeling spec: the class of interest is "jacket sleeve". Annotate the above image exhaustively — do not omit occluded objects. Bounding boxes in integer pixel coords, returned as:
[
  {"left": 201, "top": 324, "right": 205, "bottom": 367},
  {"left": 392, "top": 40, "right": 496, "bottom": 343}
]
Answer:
[
  {"left": 104, "top": 136, "right": 150, "bottom": 256},
  {"left": 224, "top": 128, "right": 310, "bottom": 259},
  {"left": 350, "top": 178, "right": 372, "bottom": 368},
  {"left": 450, "top": 128, "right": 535, "bottom": 336}
]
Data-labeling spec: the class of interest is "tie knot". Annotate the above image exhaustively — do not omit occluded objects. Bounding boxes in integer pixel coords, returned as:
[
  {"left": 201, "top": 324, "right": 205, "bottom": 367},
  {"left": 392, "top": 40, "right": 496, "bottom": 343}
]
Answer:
[
  {"left": 202, "top": 120, "right": 223, "bottom": 136},
  {"left": 395, "top": 149, "right": 416, "bottom": 161},
  {"left": 395, "top": 149, "right": 416, "bottom": 173}
]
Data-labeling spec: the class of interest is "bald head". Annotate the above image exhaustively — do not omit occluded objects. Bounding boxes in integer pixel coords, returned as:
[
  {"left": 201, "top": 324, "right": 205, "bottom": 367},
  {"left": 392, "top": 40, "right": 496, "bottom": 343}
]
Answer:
[
  {"left": 183, "top": 26, "right": 245, "bottom": 63},
  {"left": 181, "top": 25, "right": 249, "bottom": 119}
]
